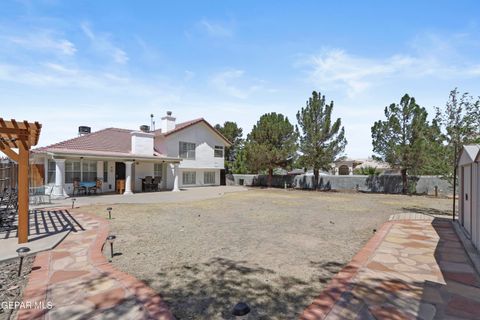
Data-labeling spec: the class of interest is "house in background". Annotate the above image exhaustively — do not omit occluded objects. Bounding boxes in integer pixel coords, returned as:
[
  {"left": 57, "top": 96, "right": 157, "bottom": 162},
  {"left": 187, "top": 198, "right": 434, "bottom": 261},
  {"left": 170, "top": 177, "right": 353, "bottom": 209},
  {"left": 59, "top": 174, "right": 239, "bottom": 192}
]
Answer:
[
  {"left": 331, "top": 158, "right": 394, "bottom": 175},
  {"left": 31, "top": 111, "right": 231, "bottom": 198},
  {"left": 458, "top": 145, "right": 480, "bottom": 252}
]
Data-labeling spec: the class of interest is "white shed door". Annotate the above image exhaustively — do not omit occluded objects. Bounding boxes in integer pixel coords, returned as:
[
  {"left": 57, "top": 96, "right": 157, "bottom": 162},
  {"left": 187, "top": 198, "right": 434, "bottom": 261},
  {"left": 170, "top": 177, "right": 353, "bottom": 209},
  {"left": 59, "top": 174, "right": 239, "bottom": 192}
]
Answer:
[{"left": 464, "top": 165, "right": 472, "bottom": 236}]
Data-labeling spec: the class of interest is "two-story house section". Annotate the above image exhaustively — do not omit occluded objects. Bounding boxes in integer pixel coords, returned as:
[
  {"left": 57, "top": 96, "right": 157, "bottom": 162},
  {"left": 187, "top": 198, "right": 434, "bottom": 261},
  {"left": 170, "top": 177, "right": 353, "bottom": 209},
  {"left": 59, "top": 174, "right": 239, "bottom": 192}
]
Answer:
[{"left": 31, "top": 111, "right": 231, "bottom": 198}]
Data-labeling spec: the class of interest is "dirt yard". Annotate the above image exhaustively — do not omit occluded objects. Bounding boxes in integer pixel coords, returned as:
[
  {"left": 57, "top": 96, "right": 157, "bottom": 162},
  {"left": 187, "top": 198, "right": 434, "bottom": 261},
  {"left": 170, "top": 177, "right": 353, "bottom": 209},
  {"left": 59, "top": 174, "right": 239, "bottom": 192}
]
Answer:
[{"left": 81, "top": 189, "right": 452, "bottom": 319}]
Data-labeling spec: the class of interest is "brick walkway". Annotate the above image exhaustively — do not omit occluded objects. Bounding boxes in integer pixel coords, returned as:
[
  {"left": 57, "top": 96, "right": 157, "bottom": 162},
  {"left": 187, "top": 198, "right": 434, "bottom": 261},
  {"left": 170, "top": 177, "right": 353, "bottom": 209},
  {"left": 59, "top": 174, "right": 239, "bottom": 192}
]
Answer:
[
  {"left": 18, "top": 210, "right": 174, "bottom": 320},
  {"left": 301, "top": 218, "right": 480, "bottom": 320}
]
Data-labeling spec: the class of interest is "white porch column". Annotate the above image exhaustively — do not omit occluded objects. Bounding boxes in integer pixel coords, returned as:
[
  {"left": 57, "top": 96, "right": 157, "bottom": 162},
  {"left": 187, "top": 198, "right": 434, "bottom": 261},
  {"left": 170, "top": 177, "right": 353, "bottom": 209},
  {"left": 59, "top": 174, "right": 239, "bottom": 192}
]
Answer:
[
  {"left": 349, "top": 166, "right": 353, "bottom": 176},
  {"left": 124, "top": 161, "right": 134, "bottom": 195},
  {"left": 53, "top": 159, "right": 68, "bottom": 198},
  {"left": 171, "top": 163, "right": 180, "bottom": 192}
]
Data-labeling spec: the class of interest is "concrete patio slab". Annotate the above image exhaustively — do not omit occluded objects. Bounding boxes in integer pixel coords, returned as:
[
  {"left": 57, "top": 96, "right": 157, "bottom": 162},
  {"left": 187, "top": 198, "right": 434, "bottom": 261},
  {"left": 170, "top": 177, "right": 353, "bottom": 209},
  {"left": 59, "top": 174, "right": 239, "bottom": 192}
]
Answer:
[
  {"left": 31, "top": 186, "right": 247, "bottom": 209},
  {"left": 0, "top": 209, "right": 83, "bottom": 262}
]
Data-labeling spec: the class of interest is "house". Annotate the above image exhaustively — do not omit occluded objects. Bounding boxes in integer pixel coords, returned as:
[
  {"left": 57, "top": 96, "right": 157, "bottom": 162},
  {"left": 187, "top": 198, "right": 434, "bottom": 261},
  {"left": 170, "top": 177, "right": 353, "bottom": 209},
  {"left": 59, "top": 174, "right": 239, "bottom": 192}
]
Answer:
[
  {"left": 458, "top": 145, "right": 480, "bottom": 251},
  {"left": 331, "top": 158, "right": 394, "bottom": 175},
  {"left": 31, "top": 112, "right": 231, "bottom": 198}
]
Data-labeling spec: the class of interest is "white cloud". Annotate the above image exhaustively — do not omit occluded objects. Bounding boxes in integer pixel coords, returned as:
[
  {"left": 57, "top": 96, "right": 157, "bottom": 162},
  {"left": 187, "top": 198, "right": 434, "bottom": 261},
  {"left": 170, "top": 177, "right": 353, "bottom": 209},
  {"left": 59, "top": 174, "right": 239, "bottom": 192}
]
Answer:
[
  {"left": 80, "top": 22, "right": 128, "bottom": 64},
  {"left": 302, "top": 34, "right": 480, "bottom": 97},
  {"left": 6, "top": 30, "right": 76, "bottom": 55},
  {"left": 210, "top": 69, "right": 263, "bottom": 99},
  {"left": 198, "top": 19, "right": 233, "bottom": 37}
]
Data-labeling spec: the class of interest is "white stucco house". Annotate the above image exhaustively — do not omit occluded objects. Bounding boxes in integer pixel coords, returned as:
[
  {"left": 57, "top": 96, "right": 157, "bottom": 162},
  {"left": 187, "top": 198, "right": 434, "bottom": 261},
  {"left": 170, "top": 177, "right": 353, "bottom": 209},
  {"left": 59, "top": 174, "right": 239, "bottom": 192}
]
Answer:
[
  {"left": 458, "top": 145, "right": 480, "bottom": 252},
  {"left": 31, "top": 112, "right": 231, "bottom": 198}
]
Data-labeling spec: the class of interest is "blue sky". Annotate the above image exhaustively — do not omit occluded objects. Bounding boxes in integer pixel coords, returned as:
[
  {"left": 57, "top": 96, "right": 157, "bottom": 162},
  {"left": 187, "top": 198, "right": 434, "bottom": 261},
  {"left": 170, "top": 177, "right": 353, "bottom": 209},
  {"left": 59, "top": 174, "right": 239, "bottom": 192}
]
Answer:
[{"left": 1, "top": 0, "right": 480, "bottom": 158}]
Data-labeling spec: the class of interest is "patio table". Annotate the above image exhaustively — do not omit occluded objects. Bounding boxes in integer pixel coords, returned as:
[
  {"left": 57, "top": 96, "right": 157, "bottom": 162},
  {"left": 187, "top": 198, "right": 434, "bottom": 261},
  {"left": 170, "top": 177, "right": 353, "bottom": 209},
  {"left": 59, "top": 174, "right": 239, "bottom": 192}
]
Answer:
[{"left": 80, "top": 182, "right": 96, "bottom": 194}]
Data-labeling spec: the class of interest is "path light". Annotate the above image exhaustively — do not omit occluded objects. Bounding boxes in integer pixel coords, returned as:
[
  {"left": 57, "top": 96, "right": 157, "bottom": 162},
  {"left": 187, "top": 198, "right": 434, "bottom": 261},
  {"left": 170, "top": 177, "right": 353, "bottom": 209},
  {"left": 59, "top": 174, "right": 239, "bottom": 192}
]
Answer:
[
  {"left": 232, "top": 302, "right": 250, "bottom": 319},
  {"left": 106, "top": 207, "right": 113, "bottom": 219},
  {"left": 16, "top": 247, "right": 30, "bottom": 277},
  {"left": 71, "top": 198, "right": 76, "bottom": 209},
  {"left": 106, "top": 235, "right": 116, "bottom": 259}
]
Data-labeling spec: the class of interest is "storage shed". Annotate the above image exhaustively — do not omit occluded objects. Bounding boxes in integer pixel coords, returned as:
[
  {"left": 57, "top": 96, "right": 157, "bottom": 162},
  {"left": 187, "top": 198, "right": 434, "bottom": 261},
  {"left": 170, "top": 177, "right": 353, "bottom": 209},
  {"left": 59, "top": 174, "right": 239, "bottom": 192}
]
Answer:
[{"left": 458, "top": 145, "right": 480, "bottom": 250}]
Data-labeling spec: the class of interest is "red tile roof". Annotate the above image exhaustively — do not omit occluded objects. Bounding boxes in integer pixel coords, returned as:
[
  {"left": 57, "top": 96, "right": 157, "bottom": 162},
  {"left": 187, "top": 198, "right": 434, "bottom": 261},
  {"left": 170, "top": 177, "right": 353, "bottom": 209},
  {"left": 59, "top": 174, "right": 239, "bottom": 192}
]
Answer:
[{"left": 34, "top": 128, "right": 134, "bottom": 154}]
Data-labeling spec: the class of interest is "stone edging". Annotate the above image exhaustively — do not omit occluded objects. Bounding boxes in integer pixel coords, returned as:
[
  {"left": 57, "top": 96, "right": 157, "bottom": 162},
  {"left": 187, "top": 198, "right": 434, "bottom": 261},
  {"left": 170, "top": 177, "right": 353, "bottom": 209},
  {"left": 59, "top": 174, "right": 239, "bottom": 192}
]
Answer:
[{"left": 299, "top": 221, "right": 394, "bottom": 320}]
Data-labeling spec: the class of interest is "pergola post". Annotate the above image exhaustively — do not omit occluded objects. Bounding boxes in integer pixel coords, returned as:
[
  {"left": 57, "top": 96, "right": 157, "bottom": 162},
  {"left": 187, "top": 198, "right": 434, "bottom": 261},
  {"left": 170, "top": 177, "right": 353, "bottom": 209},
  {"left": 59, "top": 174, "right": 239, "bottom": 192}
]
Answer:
[
  {"left": 18, "top": 144, "right": 29, "bottom": 243},
  {"left": 0, "top": 118, "right": 42, "bottom": 244}
]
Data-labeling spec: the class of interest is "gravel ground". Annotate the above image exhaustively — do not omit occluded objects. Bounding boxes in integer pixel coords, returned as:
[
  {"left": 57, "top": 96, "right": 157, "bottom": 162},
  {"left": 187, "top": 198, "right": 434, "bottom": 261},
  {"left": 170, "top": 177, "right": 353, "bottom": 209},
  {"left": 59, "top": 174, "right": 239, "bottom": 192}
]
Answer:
[
  {"left": 81, "top": 189, "right": 452, "bottom": 320},
  {"left": 0, "top": 255, "right": 35, "bottom": 320}
]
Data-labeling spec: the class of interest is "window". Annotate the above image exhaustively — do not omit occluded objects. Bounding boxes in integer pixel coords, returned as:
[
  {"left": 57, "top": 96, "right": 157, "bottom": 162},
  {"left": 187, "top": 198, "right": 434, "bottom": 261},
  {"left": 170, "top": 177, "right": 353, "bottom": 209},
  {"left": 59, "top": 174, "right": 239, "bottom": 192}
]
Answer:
[
  {"left": 103, "top": 161, "right": 108, "bottom": 182},
  {"left": 214, "top": 145, "right": 224, "bottom": 158},
  {"left": 204, "top": 171, "right": 215, "bottom": 184},
  {"left": 47, "top": 160, "right": 56, "bottom": 184},
  {"left": 179, "top": 142, "right": 196, "bottom": 159},
  {"left": 82, "top": 160, "right": 97, "bottom": 182},
  {"left": 182, "top": 171, "right": 196, "bottom": 185},
  {"left": 154, "top": 163, "right": 162, "bottom": 177},
  {"left": 65, "top": 160, "right": 81, "bottom": 183}
]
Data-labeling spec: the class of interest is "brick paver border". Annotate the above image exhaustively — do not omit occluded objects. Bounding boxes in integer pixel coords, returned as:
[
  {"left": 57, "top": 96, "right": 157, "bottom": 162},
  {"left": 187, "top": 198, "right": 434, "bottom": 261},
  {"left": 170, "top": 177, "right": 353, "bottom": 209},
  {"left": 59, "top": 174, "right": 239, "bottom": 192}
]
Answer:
[
  {"left": 300, "top": 221, "right": 394, "bottom": 320},
  {"left": 18, "top": 209, "right": 174, "bottom": 320}
]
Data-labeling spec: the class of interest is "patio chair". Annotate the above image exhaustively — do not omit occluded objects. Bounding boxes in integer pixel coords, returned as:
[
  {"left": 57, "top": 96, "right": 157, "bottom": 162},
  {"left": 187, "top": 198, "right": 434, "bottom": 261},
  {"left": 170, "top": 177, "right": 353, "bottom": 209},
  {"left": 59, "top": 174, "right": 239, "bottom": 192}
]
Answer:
[
  {"left": 152, "top": 176, "right": 161, "bottom": 191},
  {"left": 144, "top": 176, "right": 153, "bottom": 192},
  {"left": 89, "top": 179, "right": 103, "bottom": 194},
  {"left": 73, "top": 179, "right": 86, "bottom": 196}
]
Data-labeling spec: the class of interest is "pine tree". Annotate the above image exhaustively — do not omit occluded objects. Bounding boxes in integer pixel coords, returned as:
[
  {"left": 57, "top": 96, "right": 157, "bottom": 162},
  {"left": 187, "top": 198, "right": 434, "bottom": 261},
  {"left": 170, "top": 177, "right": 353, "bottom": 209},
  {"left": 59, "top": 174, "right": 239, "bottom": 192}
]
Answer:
[
  {"left": 296, "top": 91, "right": 346, "bottom": 188},
  {"left": 371, "top": 94, "right": 430, "bottom": 193},
  {"left": 245, "top": 113, "right": 297, "bottom": 186},
  {"left": 214, "top": 121, "right": 243, "bottom": 173}
]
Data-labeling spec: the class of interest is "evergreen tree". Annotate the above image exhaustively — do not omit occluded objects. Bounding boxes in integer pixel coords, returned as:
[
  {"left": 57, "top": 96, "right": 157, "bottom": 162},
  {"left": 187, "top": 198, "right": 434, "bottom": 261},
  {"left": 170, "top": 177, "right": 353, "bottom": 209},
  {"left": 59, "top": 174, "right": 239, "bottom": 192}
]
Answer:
[
  {"left": 214, "top": 121, "right": 244, "bottom": 173},
  {"left": 371, "top": 94, "right": 430, "bottom": 193},
  {"left": 296, "top": 91, "right": 346, "bottom": 188},
  {"left": 245, "top": 112, "right": 297, "bottom": 186}
]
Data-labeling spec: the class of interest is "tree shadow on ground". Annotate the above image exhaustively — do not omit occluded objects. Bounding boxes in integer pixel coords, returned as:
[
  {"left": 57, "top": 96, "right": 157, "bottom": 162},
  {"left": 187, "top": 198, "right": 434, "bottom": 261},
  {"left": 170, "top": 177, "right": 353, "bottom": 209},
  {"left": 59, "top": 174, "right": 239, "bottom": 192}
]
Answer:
[
  {"left": 141, "top": 257, "right": 344, "bottom": 320},
  {"left": 402, "top": 206, "right": 452, "bottom": 216}
]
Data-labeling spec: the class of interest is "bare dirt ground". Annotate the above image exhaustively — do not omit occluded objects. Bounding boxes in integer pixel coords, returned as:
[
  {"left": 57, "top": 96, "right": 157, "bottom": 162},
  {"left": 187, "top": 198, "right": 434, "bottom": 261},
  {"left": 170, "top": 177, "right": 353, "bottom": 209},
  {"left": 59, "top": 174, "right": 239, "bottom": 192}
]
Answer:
[{"left": 81, "top": 189, "right": 452, "bottom": 320}]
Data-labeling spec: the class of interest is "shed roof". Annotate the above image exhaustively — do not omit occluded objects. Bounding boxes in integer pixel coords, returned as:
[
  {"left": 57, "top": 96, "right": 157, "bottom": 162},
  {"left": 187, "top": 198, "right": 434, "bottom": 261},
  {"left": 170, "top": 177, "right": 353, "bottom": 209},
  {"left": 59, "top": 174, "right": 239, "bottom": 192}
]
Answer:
[{"left": 458, "top": 145, "right": 480, "bottom": 166}]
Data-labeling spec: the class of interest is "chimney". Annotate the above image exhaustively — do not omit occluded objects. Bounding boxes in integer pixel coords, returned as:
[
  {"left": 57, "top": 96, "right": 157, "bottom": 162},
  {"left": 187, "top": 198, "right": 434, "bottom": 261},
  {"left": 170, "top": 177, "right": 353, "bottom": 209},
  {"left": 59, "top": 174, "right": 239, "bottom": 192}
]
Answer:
[{"left": 161, "top": 111, "right": 176, "bottom": 133}]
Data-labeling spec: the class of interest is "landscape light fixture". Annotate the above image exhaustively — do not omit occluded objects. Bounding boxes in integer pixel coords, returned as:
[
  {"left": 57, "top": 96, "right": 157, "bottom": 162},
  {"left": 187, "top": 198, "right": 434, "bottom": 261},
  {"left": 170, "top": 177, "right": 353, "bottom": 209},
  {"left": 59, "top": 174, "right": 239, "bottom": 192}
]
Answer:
[
  {"left": 106, "top": 235, "right": 116, "bottom": 259},
  {"left": 16, "top": 247, "right": 30, "bottom": 277},
  {"left": 71, "top": 198, "right": 76, "bottom": 209},
  {"left": 107, "top": 207, "right": 113, "bottom": 219},
  {"left": 232, "top": 302, "right": 250, "bottom": 319}
]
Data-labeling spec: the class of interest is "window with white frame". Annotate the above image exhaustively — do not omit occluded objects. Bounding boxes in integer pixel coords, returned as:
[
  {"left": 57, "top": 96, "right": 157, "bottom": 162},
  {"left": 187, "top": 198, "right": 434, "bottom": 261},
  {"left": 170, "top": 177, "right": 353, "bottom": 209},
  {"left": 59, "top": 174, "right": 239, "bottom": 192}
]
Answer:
[
  {"left": 214, "top": 145, "right": 224, "bottom": 158},
  {"left": 182, "top": 171, "right": 196, "bottom": 185},
  {"left": 179, "top": 142, "right": 196, "bottom": 159},
  {"left": 47, "top": 160, "right": 56, "bottom": 184},
  {"left": 154, "top": 163, "right": 162, "bottom": 177},
  {"left": 82, "top": 160, "right": 97, "bottom": 182},
  {"left": 65, "top": 160, "right": 81, "bottom": 183},
  {"left": 204, "top": 171, "right": 215, "bottom": 184}
]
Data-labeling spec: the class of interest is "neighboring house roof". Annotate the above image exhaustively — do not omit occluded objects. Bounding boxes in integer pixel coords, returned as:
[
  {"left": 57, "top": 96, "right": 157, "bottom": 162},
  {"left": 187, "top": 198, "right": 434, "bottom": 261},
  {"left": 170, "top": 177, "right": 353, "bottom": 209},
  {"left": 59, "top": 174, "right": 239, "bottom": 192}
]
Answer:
[
  {"left": 459, "top": 145, "right": 480, "bottom": 166},
  {"left": 159, "top": 118, "right": 232, "bottom": 146}
]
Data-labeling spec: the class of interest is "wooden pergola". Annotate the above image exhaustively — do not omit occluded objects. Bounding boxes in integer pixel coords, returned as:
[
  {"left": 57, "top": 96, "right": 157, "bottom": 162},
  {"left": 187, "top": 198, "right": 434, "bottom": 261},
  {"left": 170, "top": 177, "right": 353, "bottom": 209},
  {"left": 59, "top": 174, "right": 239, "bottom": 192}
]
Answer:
[{"left": 0, "top": 118, "right": 42, "bottom": 244}]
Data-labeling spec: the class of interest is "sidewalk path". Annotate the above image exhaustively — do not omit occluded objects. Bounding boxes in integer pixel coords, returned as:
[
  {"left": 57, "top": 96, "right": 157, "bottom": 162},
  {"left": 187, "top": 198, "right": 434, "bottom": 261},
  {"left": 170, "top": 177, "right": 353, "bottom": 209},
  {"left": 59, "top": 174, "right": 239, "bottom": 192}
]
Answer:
[
  {"left": 302, "top": 217, "right": 480, "bottom": 319},
  {"left": 18, "top": 210, "right": 174, "bottom": 320}
]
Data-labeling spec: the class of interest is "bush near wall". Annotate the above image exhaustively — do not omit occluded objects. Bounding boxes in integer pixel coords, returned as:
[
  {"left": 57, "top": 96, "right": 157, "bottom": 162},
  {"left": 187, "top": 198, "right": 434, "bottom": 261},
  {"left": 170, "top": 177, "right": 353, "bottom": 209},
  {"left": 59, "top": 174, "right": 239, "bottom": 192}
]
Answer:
[{"left": 226, "top": 174, "right": 452, "bottom": 196}]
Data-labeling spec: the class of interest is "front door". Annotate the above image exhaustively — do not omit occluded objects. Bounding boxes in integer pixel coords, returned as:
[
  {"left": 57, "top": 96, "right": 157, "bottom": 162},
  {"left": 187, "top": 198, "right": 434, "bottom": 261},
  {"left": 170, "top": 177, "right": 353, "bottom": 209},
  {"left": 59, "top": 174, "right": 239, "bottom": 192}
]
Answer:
[
  {"left": 463, "top": 165, "right": 472, "bottom": 237},
  {"left": 115, "top": 162, "right": 126, "bottom": 180}
]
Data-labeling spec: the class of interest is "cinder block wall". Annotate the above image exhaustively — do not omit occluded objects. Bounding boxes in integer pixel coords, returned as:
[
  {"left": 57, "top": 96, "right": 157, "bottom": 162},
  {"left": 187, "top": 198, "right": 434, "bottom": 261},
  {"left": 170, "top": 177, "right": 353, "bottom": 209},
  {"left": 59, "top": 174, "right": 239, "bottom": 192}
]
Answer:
[{"left": 227, "top": 174, "right": 452, "bottom": 196}]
